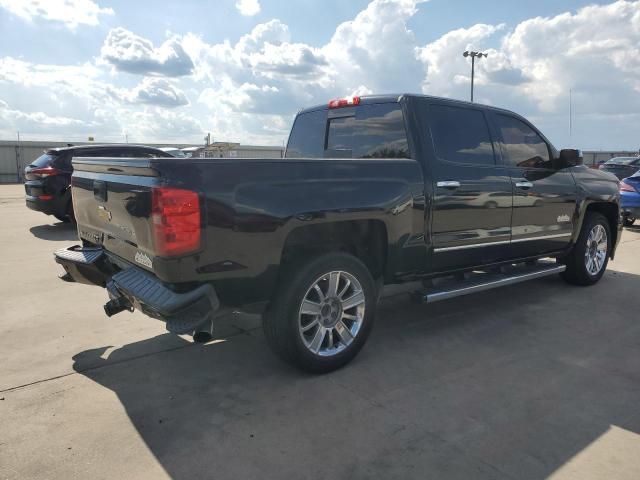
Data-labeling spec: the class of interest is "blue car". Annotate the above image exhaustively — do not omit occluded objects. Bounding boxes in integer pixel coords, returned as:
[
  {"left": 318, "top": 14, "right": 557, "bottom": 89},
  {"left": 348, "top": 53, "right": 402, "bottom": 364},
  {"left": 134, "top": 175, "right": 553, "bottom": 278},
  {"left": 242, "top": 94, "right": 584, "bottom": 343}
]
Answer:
[{"left": 621, "top": 171, "right": 640, "bottom": 226}]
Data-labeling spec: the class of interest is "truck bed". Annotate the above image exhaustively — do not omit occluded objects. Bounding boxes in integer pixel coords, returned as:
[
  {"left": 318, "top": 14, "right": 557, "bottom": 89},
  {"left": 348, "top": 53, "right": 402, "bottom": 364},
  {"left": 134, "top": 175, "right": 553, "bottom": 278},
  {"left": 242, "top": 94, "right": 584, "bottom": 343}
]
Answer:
[{"left": 71, "top": 155, "right": 424, "bottom": 300}]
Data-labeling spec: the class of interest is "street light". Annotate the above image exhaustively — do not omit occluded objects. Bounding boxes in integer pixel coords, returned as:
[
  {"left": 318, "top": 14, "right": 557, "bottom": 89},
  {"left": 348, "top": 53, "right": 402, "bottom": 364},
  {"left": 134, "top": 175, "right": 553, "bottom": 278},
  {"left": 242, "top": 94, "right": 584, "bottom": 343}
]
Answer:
[{"left": 463, "top": 51, "right": 488, "bottom": 103}]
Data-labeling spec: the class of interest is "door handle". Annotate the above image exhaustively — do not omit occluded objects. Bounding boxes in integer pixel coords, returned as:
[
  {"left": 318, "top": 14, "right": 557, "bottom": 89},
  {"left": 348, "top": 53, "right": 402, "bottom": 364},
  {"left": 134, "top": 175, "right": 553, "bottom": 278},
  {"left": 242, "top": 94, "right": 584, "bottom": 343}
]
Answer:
[
  {"left": 436, "top": 181, "right": 461, "bottom": 189},
  {"left": 515, "top": 181, "right": 533, "bottom": 190}
]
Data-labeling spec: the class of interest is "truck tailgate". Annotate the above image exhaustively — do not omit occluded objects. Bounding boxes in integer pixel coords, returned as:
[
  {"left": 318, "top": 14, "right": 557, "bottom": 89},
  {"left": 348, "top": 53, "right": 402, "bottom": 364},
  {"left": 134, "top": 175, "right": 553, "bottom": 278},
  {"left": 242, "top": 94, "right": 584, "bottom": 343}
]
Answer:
[{"left": 71, "top": 157, "right": 166, "bottom": 272}]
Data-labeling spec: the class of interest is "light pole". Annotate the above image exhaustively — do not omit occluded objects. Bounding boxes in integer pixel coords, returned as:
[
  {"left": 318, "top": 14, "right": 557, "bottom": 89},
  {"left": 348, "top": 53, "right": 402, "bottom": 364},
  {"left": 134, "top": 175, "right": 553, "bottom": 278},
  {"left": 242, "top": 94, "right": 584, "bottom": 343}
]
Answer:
[{"left": 463, "top": 51, "right": 488, "bottom": 102}]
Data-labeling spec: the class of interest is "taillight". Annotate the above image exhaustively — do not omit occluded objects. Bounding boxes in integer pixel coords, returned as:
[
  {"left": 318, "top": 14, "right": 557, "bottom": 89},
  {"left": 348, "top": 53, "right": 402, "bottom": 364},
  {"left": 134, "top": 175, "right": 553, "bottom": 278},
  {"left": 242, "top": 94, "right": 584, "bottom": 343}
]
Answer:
[
  {"left": 328, "top": 96, "right": 361, "bottom": 109},
  {"left": 29, "top": 166, "right": 61, "bottom": 178},
  {"left": 152, "top": 187, "right": 201, "bottom": 257}
]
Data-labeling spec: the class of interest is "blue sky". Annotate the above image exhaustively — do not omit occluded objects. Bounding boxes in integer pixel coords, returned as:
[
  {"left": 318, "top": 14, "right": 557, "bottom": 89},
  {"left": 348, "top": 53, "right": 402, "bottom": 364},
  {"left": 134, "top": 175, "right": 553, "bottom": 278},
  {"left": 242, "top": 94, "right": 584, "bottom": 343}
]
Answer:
[{"left": 0, "top": 0, "right": 639, "bottom": 150}]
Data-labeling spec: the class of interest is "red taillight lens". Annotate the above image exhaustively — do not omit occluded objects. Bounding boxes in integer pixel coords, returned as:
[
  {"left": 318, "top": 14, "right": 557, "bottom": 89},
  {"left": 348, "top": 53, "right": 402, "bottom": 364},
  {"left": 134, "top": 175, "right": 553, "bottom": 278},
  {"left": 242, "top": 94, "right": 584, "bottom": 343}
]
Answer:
[
  {"left": 620, "top": 182, "right": 636, "bottom": 193},
  {"left": 328, "top": 96, "right": 361, "bottom": 109},
  {"left": 152, "top": 187, "right": 201, "bottom": 257},
  {"left": 38, "top": 194, "right": 54, "bottom": 200},
  {"left": 30, "top": 166, "right": 61, "bottom": 178}
]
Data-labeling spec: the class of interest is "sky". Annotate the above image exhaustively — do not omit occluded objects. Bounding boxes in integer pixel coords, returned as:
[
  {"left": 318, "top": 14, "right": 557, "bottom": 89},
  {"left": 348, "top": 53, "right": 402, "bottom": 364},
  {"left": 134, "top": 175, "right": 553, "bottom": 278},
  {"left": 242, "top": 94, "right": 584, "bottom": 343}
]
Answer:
[{"left": 0, "top": 0, "right": 639, "bottom": 150}]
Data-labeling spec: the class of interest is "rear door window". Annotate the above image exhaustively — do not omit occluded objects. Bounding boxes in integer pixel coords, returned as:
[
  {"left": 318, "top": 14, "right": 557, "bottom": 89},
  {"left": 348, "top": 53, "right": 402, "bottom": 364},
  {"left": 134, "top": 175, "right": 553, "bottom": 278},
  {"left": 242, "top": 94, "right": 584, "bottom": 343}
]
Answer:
[
  {"left": 326, "top": 103, "right": 411, "bottom": 159},
  {"left": 428, "top": 104, "right": 495, "bottom": 166}
]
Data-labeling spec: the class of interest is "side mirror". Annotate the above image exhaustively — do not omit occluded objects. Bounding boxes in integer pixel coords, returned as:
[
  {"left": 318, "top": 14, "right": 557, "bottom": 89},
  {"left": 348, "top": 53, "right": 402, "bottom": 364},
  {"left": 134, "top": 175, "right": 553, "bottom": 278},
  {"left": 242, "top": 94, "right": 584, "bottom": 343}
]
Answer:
[{"left": 558, "top": 149, "right": 583, "bottom": 168}]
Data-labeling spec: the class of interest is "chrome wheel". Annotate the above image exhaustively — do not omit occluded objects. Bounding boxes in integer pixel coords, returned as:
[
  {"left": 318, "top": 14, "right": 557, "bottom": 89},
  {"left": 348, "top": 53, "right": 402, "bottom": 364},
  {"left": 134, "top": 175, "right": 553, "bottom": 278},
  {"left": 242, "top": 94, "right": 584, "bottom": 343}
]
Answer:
[
  {"left": 298, "top": 271, "right": 365, "bottom": 357},
  {"left": 584, "top": 224, "right": 608, "bottom": 276}
]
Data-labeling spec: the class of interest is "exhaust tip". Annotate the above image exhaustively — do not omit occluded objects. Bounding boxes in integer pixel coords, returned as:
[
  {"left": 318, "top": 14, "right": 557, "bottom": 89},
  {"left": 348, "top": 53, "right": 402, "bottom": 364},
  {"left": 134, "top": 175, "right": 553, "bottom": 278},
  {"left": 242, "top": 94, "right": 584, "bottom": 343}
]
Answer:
[{"left": 193, "top": 331, "right": 213, "bottom": 343}]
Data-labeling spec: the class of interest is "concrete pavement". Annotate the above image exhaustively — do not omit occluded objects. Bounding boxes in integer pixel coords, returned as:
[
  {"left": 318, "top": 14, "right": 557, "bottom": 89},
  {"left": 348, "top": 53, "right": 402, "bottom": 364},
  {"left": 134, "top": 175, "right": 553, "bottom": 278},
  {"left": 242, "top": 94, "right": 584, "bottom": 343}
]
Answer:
[{"left": 1, "top": 183, "right": 640, "bottom": 480}]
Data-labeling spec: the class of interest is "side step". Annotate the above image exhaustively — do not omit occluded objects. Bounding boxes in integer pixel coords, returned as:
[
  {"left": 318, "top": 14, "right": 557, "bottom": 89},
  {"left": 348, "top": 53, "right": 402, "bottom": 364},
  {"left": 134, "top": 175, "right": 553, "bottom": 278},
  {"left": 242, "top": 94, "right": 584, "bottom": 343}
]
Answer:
[{"left": 414, "top": 261, "right": 566, "bottom": 304}]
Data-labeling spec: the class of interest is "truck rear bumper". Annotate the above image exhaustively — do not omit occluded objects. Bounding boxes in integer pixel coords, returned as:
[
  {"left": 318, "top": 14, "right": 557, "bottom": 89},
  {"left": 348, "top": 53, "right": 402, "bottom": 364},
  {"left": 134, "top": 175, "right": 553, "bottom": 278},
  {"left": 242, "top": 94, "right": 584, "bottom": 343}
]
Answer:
[{"left": 54, "top": 246, "right": 220, "bottom": 334}]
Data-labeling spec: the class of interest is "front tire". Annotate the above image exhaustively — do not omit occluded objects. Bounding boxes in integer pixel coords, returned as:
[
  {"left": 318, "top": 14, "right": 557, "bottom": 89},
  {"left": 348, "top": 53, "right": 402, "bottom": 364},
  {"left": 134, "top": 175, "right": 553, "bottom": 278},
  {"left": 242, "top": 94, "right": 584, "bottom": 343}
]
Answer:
[
  {"left": 263, "top": 252, "right": 377, "bottom": 373},
  {"left": 623, "top": 215, "right": 635, "bottom": 227},
  {"left": 561, "top": 212, "right": 611, "bottom": 286}
]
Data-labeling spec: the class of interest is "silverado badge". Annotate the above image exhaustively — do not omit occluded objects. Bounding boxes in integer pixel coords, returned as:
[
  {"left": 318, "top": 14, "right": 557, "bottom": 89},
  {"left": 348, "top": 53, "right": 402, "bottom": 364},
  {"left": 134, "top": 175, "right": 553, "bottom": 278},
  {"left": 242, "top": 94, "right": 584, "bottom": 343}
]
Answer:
[{"left": 134, "top": 251, "right": 153, "bottom": 268}]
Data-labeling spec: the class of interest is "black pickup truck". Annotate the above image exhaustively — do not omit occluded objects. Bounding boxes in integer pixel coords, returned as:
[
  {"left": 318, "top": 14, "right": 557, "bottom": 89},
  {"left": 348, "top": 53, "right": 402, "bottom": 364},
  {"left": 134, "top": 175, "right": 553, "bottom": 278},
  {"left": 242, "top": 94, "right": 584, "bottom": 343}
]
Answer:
[{"left": 55, "top": 94, "right": 621, "bottom": 372}]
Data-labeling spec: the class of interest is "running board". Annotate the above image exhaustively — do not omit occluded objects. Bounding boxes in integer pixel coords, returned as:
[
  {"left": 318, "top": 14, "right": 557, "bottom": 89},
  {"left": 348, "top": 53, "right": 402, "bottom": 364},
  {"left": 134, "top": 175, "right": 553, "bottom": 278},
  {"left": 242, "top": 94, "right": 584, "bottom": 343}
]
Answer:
[{"left": 414, "top": 261, "right": 566, "bottom": 304}]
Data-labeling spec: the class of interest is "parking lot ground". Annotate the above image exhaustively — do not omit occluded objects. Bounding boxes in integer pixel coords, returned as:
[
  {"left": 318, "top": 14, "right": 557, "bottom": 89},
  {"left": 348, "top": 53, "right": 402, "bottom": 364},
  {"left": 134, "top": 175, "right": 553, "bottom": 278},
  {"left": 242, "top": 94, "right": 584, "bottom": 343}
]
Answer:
[{"left": 1, "top": 183, "right": 640, "bottom": 480}]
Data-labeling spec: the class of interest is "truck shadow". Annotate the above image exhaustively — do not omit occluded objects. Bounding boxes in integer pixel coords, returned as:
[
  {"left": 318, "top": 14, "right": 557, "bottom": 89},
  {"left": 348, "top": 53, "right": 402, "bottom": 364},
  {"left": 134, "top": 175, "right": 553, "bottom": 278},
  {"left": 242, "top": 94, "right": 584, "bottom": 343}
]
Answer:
[
  {"left": 29, "top": 222, "right": 77, "bottom": 241},
  {"left": 72, "top": 270, "right": 640, "bottom": 480}
]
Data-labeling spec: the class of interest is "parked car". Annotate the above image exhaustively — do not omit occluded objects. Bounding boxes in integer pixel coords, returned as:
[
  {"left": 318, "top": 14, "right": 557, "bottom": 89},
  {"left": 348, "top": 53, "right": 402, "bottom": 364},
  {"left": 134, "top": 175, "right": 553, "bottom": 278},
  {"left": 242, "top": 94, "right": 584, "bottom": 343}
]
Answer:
[
  {"left": 181, "top": 147, "right": 201, "bottom": 158},
  {"left": 599, "top": 156, "right": 640, "bottom": 180},
  {"left": 620, "top": 171, "right": 640, "bottom": 226},
  {"left": 54, "top": 94, "right": 621, "bottom": 373},
  {"left": 24, "top": 144, "right": 173, "bottom": 223},
  {"left": 158, "top": 147, "right": 187, "bottom": 158}
]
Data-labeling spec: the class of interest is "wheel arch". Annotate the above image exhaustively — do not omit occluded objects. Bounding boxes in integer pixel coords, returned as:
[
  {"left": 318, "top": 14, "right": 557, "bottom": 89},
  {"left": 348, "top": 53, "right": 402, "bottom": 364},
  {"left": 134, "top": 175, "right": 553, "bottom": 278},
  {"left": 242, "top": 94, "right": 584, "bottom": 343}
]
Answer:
[
  {"left": 580, "top": 202, "right": 619, "bottom": 258},
  {"left": 280, "top": 220, "right": 389, "bottom": 281}
]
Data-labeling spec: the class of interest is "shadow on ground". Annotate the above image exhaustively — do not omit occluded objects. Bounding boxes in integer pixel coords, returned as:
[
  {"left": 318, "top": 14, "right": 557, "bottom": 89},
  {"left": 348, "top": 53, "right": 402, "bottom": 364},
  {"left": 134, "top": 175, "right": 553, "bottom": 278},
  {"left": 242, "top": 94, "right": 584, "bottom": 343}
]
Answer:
[
  {"left": 29, "top": 222, "right": 77, "bottom": 241},
  {"left": 72, "top": 271, "right": 640, "bottom": 480}
]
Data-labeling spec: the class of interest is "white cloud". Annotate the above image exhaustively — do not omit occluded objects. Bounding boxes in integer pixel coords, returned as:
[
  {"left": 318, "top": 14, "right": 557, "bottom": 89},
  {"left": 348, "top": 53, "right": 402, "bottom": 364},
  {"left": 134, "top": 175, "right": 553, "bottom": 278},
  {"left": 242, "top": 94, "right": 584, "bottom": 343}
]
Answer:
[
  {"left": 0, "top": 58, "right": 195, "bottom": 142},
  {"left": 126, "top": 78, "right": 189, "bottom": 107},
  {"left": 0, "top": 0, "right": 113, "bottom": 29},
  {"left": 415, "top": 0, "right": 640, "bottom": 147},
  {"left": 322, "top": 0, "right": 428, "bottom": 93},
  {"left": 416, "top": 24, "right": 506, "bottom": 98},
  {"left": 119, "top": 108, "right": 203, "bottom": 141},
  {"left": 0, "top": 100, "right": 85, "bottom": 127},
  {"left": 100, "top": 28, "right": 194, "bottom": 77},
  {"left": 3, "top": 0, "right": 640, "bottom": 149},
  {"left": 236, "top": 0, "right": 260, "bottom": 16}
]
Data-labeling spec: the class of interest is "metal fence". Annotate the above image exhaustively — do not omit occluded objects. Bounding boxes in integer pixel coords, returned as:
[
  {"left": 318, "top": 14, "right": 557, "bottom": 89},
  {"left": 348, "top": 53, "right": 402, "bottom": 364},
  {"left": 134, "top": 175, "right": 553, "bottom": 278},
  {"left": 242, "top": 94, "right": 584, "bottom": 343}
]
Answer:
[{"left": 0, "top": 140, "right": 284, "bottom": 183}]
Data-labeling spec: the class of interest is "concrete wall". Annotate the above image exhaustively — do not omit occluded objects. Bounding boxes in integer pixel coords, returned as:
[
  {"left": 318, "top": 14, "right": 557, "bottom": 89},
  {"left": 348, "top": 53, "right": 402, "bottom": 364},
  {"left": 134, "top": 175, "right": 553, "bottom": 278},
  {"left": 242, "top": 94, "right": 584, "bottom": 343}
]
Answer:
[{"left": 0, "top": 141, "right": 284, "bottom": 183}]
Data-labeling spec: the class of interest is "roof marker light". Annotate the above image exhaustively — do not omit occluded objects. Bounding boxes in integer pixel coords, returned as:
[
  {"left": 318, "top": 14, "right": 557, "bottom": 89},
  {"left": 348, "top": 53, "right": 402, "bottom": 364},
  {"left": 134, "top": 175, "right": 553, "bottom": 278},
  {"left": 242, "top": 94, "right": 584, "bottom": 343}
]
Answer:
[{"left": 328, "top": 96, "right": 361, "bottom": 109}]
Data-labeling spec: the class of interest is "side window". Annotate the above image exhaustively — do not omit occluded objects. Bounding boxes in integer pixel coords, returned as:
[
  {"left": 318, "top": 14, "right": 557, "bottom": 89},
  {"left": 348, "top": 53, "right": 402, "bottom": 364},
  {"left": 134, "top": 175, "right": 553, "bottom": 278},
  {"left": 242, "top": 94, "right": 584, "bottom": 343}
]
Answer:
[
  {"left": 325, "top": 103, "right": 411, "bottom": 159},
  {"left": 495, "top": 114, "right": 552, "bottom": 169},
  {"left": 140, "top": 149, "right": 169, "bottom": 158},
  {"left": 83, "top": 149, "right": 112, "bottom": 157},
  {"left": 112, "top": 149, "right": 137, "bottom": 158},
  {"left": 285, "top": 109, "right": 326, "bottom": 158},
  {"left": 429, "top": 104, "right": 495, "bottom": 166}
]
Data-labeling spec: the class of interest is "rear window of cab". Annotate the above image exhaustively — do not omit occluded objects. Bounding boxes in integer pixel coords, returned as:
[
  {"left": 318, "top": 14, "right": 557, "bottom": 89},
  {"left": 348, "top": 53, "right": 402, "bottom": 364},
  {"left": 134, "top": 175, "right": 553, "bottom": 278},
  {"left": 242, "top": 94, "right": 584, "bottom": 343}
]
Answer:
[{"left": 285, "top": 103, "right": 411, "bottom": 159}]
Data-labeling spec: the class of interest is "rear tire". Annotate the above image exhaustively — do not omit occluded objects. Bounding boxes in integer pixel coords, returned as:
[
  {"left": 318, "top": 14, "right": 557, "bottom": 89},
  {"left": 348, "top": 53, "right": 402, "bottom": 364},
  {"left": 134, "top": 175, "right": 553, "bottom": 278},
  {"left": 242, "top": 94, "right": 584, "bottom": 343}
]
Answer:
[
  {"left": 561, "top": 212, "right": 611, "bottom": 286},
  {"left": 623, "top": 215, "right": 635, "bottom": 227},
  {"left": 263, "top": 252, "right": 377, "bottom": 373}
]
